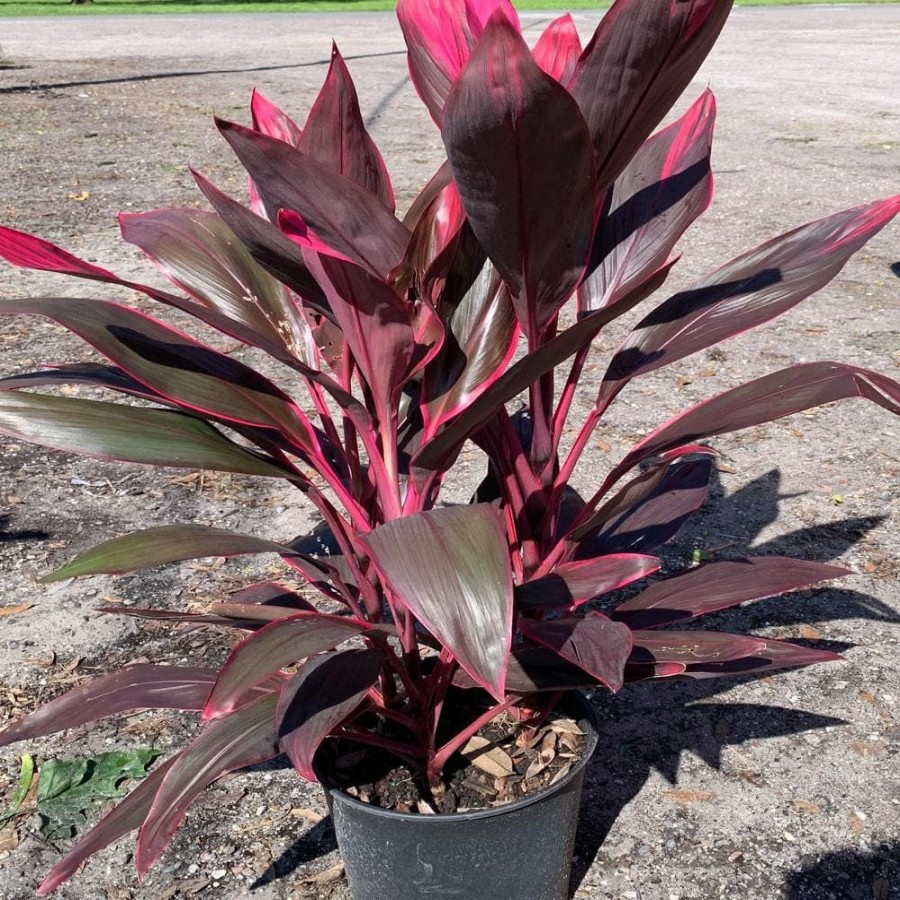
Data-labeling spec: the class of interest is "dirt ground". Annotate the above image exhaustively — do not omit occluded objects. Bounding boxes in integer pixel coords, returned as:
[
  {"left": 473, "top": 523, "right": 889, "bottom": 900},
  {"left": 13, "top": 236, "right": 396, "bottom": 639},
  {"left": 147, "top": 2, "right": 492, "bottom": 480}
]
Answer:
[{"left": 0, "top": 6, "right": 899, "bottom": 899}]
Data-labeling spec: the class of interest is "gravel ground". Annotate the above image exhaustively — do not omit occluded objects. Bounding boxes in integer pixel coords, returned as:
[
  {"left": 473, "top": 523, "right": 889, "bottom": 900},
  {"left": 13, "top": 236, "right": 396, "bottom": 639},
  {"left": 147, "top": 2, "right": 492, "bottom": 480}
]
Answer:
[{"left": 0, "top": 6, "right": 899, "bottom": 899}]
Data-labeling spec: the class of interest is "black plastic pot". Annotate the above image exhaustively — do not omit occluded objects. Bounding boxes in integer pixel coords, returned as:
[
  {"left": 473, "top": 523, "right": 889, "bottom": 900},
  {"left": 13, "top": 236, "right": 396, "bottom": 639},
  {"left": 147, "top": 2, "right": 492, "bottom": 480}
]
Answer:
[{"left": 316, "top": 692, "right": 598, "bottom": 900}]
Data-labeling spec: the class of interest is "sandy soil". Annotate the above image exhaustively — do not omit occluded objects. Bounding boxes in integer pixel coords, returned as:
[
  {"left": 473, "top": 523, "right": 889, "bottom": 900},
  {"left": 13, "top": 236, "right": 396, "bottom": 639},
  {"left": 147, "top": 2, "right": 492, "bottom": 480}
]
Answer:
[{"left": 0, "top": 6, "right": 899, "bottom": 899}]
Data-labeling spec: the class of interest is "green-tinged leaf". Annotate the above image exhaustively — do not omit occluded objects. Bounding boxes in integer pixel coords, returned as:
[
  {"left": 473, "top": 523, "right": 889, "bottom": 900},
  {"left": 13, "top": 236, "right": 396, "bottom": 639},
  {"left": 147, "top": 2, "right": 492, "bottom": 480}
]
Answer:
[
  {"left": 37, "top": 750, "right": 159, "bottom": 841},
  {"left": 0, "top": 667, "right": 216, "bottom": 750},
  {"left": 135, "top": 694, "right": 280, "bottom": 876},
  {"left": 0, "top": 754, "right": 34, "bottom": 828},
  {"left": 278, "top": 648, "right": 384, "bottom": 780},
  {"left": 44, "top": 524, "right": 295, "bottom": 582},
  {"left": 203, "top": 613, "right": 372, "bottom": 720},
  {"left": 362, "top": 504, "right": 513, "bottom": 699},
  {"left": 0, "top": 392, "right": 290, "bottom": 478},
  {"left": 0, "top": 297, "right": 317, "bottom": 453}
]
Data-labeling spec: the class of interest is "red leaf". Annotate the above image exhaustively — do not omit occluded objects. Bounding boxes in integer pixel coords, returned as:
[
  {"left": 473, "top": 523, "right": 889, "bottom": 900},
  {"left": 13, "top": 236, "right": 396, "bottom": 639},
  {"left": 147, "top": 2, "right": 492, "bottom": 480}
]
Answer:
[
  {"left": 614, "top": 557, "right": 849, "bottom": 629},
  {"left": 397, "top": 0, "right": 520, "bottom": 125},
  {"left": 680, "top": 638, "right": 842, "bottom": 678},
  {"left": 299, "top": 45, "right": 394, "bottom": 211},
  {"left": 442, "top": 12, "right": 595, "bottom": 335},
  {"left": 135, "top": 693, "right": 280, "bottom": 876},
  {"left": 0, "top": 666, "right": 215, "bottom": 749},
  {"left": 629, "top": 630, "right": 768, "bottom": 665},
  {"left": 570, "top": 0, "right": 733, "bottom": 193},
  {"left": 519, "top": 612, "right": 633, "bottom": 691},
  {"left": 250, "top": 88, "right": 303, "bottom": 146},
  {"left": 277, "top": 648, "right": 384, "bottom": 780},
  {"left": 532, "top": 13, "right": 581, "bottom": 86}
]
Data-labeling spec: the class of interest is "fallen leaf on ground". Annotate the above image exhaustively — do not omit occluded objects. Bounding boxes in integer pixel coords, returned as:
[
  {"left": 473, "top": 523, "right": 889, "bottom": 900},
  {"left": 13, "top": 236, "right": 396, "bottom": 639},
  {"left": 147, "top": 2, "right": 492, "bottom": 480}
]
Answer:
[
  {"left": 663, "top": 790, "right": 714, "bottom": 804},
  {"left": 460, "top": 736, "right": 514, "bottom": 778},
  {"left": 0, "top": 603, "right": 33, "bottom": 617},
  {"left": 303, "top": 862, "right": 345, "bottom": 886}
]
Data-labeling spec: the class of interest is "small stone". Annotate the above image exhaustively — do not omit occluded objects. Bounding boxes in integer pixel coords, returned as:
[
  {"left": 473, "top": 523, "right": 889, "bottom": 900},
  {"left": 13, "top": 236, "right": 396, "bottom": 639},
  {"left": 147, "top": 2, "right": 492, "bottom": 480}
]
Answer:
[{"left": 210, "top": 869, "right": 227, "bottom": 880}]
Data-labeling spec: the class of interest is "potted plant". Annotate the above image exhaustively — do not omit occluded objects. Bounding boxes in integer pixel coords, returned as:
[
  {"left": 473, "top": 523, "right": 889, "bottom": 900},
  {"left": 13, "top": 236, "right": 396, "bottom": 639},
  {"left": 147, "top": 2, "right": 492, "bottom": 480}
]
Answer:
[{"left": 0, "top": 0, "right": 898, "bottom": 895}]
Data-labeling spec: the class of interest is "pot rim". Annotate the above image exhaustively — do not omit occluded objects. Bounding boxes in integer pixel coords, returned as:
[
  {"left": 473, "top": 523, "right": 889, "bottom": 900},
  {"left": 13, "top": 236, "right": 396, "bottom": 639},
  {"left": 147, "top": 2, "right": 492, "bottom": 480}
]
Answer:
[{"left": 314, "top": 689, "right": 600, "bottom": 824}]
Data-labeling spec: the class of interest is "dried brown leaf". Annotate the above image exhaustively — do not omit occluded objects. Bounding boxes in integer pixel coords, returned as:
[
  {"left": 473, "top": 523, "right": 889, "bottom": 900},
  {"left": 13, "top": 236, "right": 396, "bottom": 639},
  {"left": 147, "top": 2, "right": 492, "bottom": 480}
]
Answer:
[
  {"left": 663, "top": 789, "right": 714, "bottom": 804},
  {"left": 460, "top": 736, "right": 515, "bottom": 778}
]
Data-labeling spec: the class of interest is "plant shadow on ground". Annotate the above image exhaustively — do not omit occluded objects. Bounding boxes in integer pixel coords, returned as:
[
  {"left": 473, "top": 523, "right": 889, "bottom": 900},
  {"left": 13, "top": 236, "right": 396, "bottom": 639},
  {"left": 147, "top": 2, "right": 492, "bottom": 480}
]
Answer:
[
  {"left": 0, "top": 512, "right": 48, "bottom": 543},
  {"left": 781, "top": 842, "right": 900, "bottom": 899},
  {"left": 244, "top": 467, "right": 899, "bottom": 894}
]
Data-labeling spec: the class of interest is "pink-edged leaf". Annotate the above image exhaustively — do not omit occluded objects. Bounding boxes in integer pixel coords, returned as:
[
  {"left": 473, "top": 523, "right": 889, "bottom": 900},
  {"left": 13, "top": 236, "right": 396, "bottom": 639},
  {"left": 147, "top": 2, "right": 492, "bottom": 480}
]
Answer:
[
  {"left": 453, "top": 645, "right": 601, "bottom": 692},
  {"left": 413, "top": 262, "right": 673, "bottom": 474},
  {"left": 44, "top": 524, "right": 295, "bottom": 582},
  {"left": 442, "top": 13, "right": 595, "bottom": 334},
  {"left": 303, "top": 252, "right": 417, "bottom": 425},
  {"left": 0, "top": 666, "right": 215, "bottom": 749},
  {"left": 629, "top": 630, "right": 768, "bottom": 666},
  {"left": 362, "top": 504, "right": 513, "bottom": 700},
  {"left": 299, "top": 44, "right": 394, "bottom": 211},
  {"left": 516, "top": 553, "right": 660, "bottom": 610},
  {"left": 203, "top": 612, "right": 371, "bottom": 720},
  {"left": 250, "top": 88, "right": 303, "bottom": 146},
  {"left": 0, "top": 363, "right": 158, "bottom": 399},
  {"left": 610, "top": 362, "right": 900, "bottom": 484},
  {"left": 0, "top": 391, "right": 291, "bottom": 478},
  {"left": 518, "top": 612, "right": 633, "bottom": 691},
  {"left": 614, "top": 557, "right": 849, "bottom": 629},
  {"left": 119, "top": 208, "right": 315, "bottom": 362},
  {"left": 422, "top": 232, "right": 519, "bottom": 434},
  {"left": 578, "top": 456, "right": 714, "bottom": 554},
  {"left": 570, "top": 0, "right": 732, "bottom": 193},
  {"left": 36, "top": 756, "right": 177, "bottom": 895},
  {"left": 397, "top": 0, "right": 520, "bottom": 125},
  {"left": 97, "top": 606, "right": 266, "bottom": 631},
  {"left": 135, "top": 693, "right": 280, "bottom": 876},
  {"left": 277, "top": 648, "right": 384, "bottom": 780},
  {"left": 216, "top": 119, "right": 409, "bottom": 279},
  {"left": 532, "top": 13, "right": 581, "bottom": 86},
  {"left": 0, "top": 296, "right": 319, "bottom": 453},
  {"left": 601, "top": 195, "right": 900, "bottom": 399},
  {"left": 579, "top": 90, "right": 715, "bottom": 315},
  {"left": 402, "top": 161, "right": 454, "bottom": 231},
  {"left": 226, "top": 580, "right": 317, "bottom": 612},
  {"left": 680, "top": 637, "right": 842, "bottom": 678},
  {"left": 0, "top": 225, "right": 121, "bottom": 281}
]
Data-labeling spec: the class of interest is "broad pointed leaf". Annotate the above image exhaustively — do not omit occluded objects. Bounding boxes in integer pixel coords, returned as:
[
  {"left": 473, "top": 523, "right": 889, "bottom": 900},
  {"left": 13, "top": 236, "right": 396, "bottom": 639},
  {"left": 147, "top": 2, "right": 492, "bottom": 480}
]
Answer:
[
  {"left": 580, "top": 90, "right": 715, "bottom": 314},
  {"left": 570, "top": 0, "right": 732, "bottom": 192},
  {"left": 44, "top": 525, "right": 295, "bottom": 582},
  {"left": 397, "top": 0, "right": 520, "bottom": 125},
  {"left": 454, "top": 645, "right": 601, "bottom": 692},
  {"left": 515, "top": 553, "right": 659, "bottom": 610},
  {"left": 518, "top": 613, "right": 633, "bottom": 691},
  {"left": 217, "top": 119, "right": 409, "bottom": 279},
  {"left": 681, "top": 638, "right": 842, "bottom": 678},
  {"left": 629, "top": 630, "right": 768, "bottom": 665},
  {"left": 362, "top": 504, "right": 513, "bottom": 699},
  {"left": 601, "top": 195, "right": 900, "bottom": 398},
  {"left": 442, "top": 13, "right": 595, "bottom": 334},
  {"left": 135, "top": 693, "right": 280, "bottom": 876},
  {"left": 0, "top": 297, "right": 318, "bottom": 452},
  {"left": 36, "top": 756, "right": 177, "bottom": 895},
  {"left": 0, "top": 392, "right": 290, "bottom": 478},
  {"left": 299, "top": 45, "right": 394, "bottom": 210},
  {"left": 277, "top": 648, "right": 384, "bottom": 780},
  {"left": 610, "top": 362, "right": 900, "bottom": 484},
  {"left": 532, "top": 13, "right": 581, "bottom": 86},
  {"left": 250, "top": 88, "right": 303, "bottom": 146},
  {"left": 203, "top": 612, "right": 371, "bottom": 719},
  {"left": 614, "top": 557, "right": 848, "bottom": 629},
  {"left": 0, "top": 363, "right": 157, "bottom": 399},
  {"left": 0, "top": 667, "right": 215, "bottom": 749},
  {"left": 119, "top": 208, "right": 315, "bottom": 362}
]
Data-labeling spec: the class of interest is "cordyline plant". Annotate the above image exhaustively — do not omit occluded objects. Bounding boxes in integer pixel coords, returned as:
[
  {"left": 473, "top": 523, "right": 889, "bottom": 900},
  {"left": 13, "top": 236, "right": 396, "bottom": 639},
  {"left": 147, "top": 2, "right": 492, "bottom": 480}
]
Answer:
[{"left": 1, "top": 0, "right": 899, "bottom": 892}]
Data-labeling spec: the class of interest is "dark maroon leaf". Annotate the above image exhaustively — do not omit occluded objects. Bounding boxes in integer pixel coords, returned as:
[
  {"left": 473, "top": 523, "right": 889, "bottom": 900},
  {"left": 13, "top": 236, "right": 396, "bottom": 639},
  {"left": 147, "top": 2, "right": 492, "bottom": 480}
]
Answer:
[
  {"left": 579, "top": 90, "right": 715, "bottom": 315},
  {"left": 277, "top": 648, "right": 384, "bottom": 780},
  {"left": 442, "top": 13, "right": 595, "bottom": 334},
  {"left": 629, "top": 630, "right": 768, "bottom": 666},
  {"left": 609, "top": 362, "right": 900, "bottom": 484},
  {"left": 532, "top": 13, "right": 581, "bottom": 86},
  {"left": 216, "top": 119, "right": 409, "bottom": 279},
  {"left": 203, "top": 612, "right": 372, "bottom": 719},
  {"left": 362, "top": 504, "right": 513, "bottom": 699},
  {"left": 0, "top": 667, "right": 215, "bottom": 749},
  {"left": 0, "top": 392, "right": 291, "bottom": 478},
  {"left": 401, "top": 161, "right": 453, "bottom": 231},
  {"left": 453, "top": 645, "right": 600, "bottom": 693},
  {"left": 515, "top": 553, "right": 659, "bottom": 609},
  {"left": 36, "top": 757, "right": 177, "bottom": 895},
  {"left": 0, "top": 364, "right": 156, "bottom": 399},
  {"left": 226, "top": 580, "right": 317, "bottom": 612},
  {"left": 600, "top": 195, "right": 900, "bottom": 398},
  {"left": 519, "top": 613, "right": 633, "bottom": 691},
  {"left": 299, "top": 44, "right": 394, "bottom": 210},
  {"left": 135, "top": 693, "right": 280, "bottom": 875},
  {"left": 614, "top": 557, "right": 849, "bottom": 629},
  {"left": 44, "top": 524, "right": 295, "bottom": 582},
  {"left": 570, "top": 0, "right": 733, "bottom": 193},
  {"left": 397, "top": 0, "right": 520, "bottom": 125}
]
